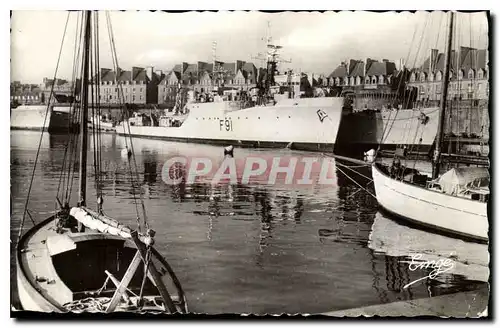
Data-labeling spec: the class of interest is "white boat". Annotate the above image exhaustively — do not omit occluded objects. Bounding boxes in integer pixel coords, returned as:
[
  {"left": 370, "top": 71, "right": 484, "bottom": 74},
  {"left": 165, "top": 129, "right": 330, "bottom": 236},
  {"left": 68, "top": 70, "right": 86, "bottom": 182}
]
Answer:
[
  {"left": 372, "top": 162, "right": 488, "bottom": 242},
  {"left": 89, "top": 113, "right": 115, "bottom": 132},
  {"left": 116, "top": 97, "right": 346, "bottom": 151},
  {"left": 15, "top": 11, "right": 187, "bottom": 314},
  {"left": 11, "top": 104, "right": 76, "bottom": 133},
  {"left": 371, "top": 12, "right": 490, "bottom": 243}
]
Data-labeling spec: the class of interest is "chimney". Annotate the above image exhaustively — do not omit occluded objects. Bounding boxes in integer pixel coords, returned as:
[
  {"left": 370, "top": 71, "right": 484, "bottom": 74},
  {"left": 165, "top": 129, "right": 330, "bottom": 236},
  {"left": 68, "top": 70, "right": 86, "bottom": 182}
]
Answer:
[
  {"left": 430, "top": 49, "right": 438, "bottom": 71},
  {"left": 382, "top": 59, "right": 389, "bottom": 63},
  {"left": 398, "top": 58, "right": 405, "bottom": 71},
  {"left": 146, "top": 66, "right": 154, "bottom": 82},
  {"left": 155, "top": 70, "right": 163, "bottom": 80}
]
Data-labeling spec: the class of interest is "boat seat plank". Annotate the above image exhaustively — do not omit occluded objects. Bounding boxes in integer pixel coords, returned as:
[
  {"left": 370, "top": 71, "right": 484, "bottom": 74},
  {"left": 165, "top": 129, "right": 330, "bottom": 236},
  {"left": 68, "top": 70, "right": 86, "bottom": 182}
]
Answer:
[{"left": 20, "top": 220, "right": 74, "bottom": 306}]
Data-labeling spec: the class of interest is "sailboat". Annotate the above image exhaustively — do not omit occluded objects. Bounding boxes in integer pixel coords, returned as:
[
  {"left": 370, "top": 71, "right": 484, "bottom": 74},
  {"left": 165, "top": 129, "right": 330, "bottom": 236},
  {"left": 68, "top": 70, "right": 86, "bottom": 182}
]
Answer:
[
  {"left": 371, "top": 12, "right": 489, "bottom": 244},
  {"left": 15, "top": 11, "right": 187, "bottom": 313}
]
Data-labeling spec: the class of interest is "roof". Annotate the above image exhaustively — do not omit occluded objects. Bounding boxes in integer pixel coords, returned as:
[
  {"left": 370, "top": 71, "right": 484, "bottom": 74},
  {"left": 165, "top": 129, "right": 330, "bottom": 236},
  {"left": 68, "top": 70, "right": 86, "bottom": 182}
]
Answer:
[
  {"left": 366, "top": 61, "right": 397, "bottom": 77},
  {"left": 118, "top": 71, "right": 131, "bottom": 81},
  {"left": 101, "top": 70, "right": 116, "bottom": 82},
  {"left": 222, "top": 62, "right": 236, "bottom": 75},
  {"left": 329, "top": 64, "right": 347, "bottom": 78},
  {"left": 415, "top": 47, "right": 487, "bottom": 76},
  {"left": 172, "top": 64, "right": 182, "bottom": 73},
  {"left": 133, "top": 70, "right": 148, "bottom": 82},
  {"left": 349, "top": 61, "right": 365, "bottom": 77}
]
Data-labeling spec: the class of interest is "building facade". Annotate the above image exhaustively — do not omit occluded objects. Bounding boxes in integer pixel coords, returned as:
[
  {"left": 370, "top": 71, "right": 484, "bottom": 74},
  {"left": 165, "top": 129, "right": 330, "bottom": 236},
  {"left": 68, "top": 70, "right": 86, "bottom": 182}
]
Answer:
[
  {"left": 407, "top": 47, "right": 489, "bottom": 103},
  {"left": 11, "top": 81, "right": 43, "bottom": 105},
  {"left": 328, "top": 58, "right": 399, "bottom": 109},
  {"left": 157, "top": 60, "right": 258, "bottom": 105},
  {"left": 89, "top": 67, "right": 161, "bottom": 105}
]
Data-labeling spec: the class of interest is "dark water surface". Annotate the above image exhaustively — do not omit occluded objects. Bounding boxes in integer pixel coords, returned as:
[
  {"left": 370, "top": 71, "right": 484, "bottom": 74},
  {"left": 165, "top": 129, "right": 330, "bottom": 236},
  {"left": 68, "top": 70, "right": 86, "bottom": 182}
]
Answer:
[{"left": 10, "top": 130, "right": 488, "bottom": 314}]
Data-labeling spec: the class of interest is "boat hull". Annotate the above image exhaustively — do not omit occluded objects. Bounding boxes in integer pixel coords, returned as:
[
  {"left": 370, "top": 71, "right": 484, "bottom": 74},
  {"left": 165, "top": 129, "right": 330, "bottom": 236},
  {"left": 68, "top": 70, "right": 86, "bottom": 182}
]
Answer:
[
  {"left": 11, "top": 105, "right": 75, "bottom": 133},
  {"left": 16, "top": 216, "right": 64, "bottom": 312},
  {"left": 336, "top": 108, "right": 440, "bottom": 153},
  {"left": 371, "top": 163, "right": 488, "bottom": 243},
  {"left": 116, "top": 97, "right": 346, "bottom": 152}
]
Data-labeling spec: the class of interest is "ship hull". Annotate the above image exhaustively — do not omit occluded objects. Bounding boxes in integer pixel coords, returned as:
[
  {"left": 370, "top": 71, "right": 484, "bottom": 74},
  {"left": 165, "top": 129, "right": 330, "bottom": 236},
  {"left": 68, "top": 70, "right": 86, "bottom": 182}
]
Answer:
[
  {"left": 336, "top": 107, "right": 440, "bottom": 154},
  {"left": 372, "top": 163, "right": 488, "bottom": 243},
  {"left": 116, "top": 98, "right": 346, "bottom": 152},
  {"left": 11, "top": 105, "right": 75, "bottom": 133}
]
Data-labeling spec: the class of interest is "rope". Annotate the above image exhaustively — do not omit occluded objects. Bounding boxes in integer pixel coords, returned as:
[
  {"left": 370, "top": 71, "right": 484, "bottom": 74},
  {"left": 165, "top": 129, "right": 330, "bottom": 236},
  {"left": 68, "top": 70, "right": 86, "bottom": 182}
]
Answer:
[
  {"left": 105, "top": 11, "right": 149, "bottom": 231},
  {"left": 18, "top": 12, "right": 70, "bottom": 243},
  {"left": 336, "top": 165, "right": 376, "bottom": 199},
  {"left": 336, "top": 161, "right": 373, "bottom": 182}
]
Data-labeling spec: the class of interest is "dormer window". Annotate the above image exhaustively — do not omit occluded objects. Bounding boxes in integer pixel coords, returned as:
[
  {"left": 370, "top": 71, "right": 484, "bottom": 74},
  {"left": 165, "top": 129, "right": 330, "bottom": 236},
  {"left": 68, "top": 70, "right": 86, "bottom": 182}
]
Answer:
[
  {"left": 468, "top": 69, "right": 474, "bottom": 79},
  {"left": 372, "top": 76, "right": 377, "bottom": 84},
  {"left": 436, "top": 71, "right": 442, "bottom": 81},
  {"left": 429, "top": 72, "right": 434, "bottom": 81},
  {"left": 420, "top": 73, "right": 426, "bottom": 82},
  {"left": 410, "top": 73, "right": 416, "bottom": 82},
  {"left": 365, "top": 77, "right": 371, "bottom": 84},
  {"left": 378, "top": 75, "right": 384, "bottom": 84},
  {"left": 458, "top": 70, "right": 464, "bottom": 80},
  {"left": 478, "top": 69, "right": 484, "bottom": 79}
]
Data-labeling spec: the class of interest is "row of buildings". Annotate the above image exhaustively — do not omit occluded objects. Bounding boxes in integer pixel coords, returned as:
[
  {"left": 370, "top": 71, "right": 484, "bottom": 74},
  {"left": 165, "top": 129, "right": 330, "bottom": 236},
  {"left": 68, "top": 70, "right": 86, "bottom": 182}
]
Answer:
[
  {"left": 326, "top": 46, "right": 489, "bottom": 107},
  {"left": 11, "top": 46, "right": 489, "bottom": 107},
  {"left": 11, "top": 78, "right": 79, "bottom": 105}
]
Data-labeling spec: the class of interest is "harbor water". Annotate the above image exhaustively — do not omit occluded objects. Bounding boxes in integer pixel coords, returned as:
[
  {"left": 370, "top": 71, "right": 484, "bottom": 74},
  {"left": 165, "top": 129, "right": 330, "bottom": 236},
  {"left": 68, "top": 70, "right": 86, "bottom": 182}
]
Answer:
[{"left": 10, "top": 130, "right": 489, "bottom": 314}]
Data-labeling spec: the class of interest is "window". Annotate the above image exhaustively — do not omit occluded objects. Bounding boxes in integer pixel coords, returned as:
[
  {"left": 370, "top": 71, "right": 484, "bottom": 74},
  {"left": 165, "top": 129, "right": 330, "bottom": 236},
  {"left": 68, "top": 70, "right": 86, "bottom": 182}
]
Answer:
[
  {"left": 109, "top": 95, "right": 112, "bottom": 100},
  {"left": 410, "top": 73, "right": 416, "bottom": 82},
  {"left": 429, "top": 73, "right": 434, "bottom": 81},
  {"left": 115, "top": 88, "right": 118, "bottom": 92},
  {"left": 133, "top": 95, "right": 135, "bottom": 101},
  {"left": 140, "top": 88, "right": 143, "bottom": 92},
  {"left": 478, "top": 69, "right": 484, "bottom": 79},
  {"left": 436, "top": 71, "right": 442, "bottom": 81},
  {"left": 133, "top": 88, "right": 135, "bottom": 92},
  {"left": 436, "top": 84, "right": 442, "bottom": 94},
  {"left": 420, "top": 73, "right": 426, "bottom": 82},
  {"left": 458, "top": 70, "right": 464, "bottom": 79},
  {"left": 468, "top": 69, "right": 474, "bottom": 79},
  {"left": 378, "top": 75, "right": 384, "bottom": 84},
  {"left": 365, "top": 77, "right": 370, "bottom": 84}
]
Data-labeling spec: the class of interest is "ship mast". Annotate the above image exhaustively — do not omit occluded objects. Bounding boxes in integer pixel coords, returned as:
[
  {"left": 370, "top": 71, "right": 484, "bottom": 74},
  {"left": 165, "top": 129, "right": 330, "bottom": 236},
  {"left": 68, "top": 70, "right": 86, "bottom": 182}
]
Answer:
[
  {"left": 432, "top": 11, "right": 454, "bottom": 179},
  {"left": 78, "top": 10, "right": 91, "bottom": 206}
]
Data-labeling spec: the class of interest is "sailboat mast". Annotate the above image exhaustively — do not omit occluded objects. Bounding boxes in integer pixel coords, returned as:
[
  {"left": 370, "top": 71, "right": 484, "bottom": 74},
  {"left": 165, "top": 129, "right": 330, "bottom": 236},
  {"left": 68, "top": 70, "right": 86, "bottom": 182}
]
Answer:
[
  {"left": 78, "top": 10, "right": 92, "bottom": 206},
  {"left": 432, "top": 11, "right": 454, "bottom": 179}
]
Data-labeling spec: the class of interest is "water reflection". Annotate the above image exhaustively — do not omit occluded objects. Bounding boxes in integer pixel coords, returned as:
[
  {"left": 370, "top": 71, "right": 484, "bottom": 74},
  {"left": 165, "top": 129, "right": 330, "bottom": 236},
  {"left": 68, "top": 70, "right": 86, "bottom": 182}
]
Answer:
[
  {"left": 11, "top": 130, "right": 489, "bottom": 314},
  {"left": 368, "top": 212, "right": 489, "bottom": 296}
]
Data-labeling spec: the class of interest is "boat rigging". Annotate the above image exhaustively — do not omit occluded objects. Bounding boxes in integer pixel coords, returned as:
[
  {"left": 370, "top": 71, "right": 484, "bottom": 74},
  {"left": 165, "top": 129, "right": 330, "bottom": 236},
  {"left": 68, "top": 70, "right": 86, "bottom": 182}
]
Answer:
[{"left": 16, "top": 10, "right": 188, "bottom": 314}]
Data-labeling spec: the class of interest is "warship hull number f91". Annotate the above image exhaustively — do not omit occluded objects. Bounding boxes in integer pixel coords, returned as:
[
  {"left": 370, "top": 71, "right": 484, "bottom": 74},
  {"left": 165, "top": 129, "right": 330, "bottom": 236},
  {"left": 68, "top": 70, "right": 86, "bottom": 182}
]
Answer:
[{"left": 219, "top": 118, "right": 233, "bottom": 131}]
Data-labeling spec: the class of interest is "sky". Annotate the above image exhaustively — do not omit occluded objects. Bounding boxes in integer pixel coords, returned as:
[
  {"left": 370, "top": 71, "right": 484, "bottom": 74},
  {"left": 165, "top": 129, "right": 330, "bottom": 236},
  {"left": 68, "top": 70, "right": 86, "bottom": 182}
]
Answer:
[{"left": 10, "top": 10, "right": 489, "bottom": 84}]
